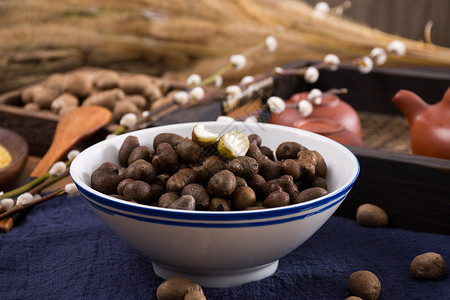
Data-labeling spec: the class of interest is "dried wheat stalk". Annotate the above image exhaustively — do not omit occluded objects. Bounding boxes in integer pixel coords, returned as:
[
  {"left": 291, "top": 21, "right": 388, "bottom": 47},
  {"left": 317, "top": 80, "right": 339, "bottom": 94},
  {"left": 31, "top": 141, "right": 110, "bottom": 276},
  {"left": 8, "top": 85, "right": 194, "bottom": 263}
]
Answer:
[{"left": 0, "top": 0, "right": 449, "bottom": 92}]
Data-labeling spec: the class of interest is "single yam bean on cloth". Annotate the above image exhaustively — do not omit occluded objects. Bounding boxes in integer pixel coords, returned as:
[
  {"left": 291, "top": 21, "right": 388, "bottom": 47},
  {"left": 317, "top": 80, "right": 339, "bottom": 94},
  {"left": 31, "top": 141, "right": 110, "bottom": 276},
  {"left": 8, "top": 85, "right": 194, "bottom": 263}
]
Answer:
[
  {"left": 410, "top": 252, "right": 447, "bottom": 281},
  {"left": 156, "top": 277, "right": 205, "bottom": 300},
  {"left": 348, "top": 270, "right": 381, "bottom": 300},
  {"left": 356, "top": 203, "right": 388, "bottom": 228}
]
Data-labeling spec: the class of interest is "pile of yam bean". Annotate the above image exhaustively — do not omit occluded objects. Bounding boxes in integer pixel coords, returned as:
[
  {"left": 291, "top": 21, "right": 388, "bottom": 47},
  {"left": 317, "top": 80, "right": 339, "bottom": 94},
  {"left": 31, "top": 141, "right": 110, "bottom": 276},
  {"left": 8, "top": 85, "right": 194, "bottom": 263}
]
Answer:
[
  {"left": 20, "top": 69, "right": 180, "bottom": 122},
  {"left": 90, "top": 128, "right": 329, "bottom": 211}
]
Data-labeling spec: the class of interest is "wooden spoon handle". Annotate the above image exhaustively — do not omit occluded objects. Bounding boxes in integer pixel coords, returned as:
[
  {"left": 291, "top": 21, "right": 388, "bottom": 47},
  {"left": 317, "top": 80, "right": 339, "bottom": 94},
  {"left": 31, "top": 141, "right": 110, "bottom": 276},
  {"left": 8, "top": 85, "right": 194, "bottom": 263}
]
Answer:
[{"left": 30, "top": 106, "right": 112, "bottom": 177}]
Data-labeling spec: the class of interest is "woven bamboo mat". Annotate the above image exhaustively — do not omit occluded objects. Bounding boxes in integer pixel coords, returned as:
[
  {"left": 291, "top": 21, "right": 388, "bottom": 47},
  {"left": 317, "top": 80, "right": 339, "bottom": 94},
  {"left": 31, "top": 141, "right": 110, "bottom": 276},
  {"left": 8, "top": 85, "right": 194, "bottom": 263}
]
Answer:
[
  {"left": 359, "top": 111, "right": 412, "bottom": 154},
  {"left": 227, "top": 101, "right": 413, "bottom": 153}
]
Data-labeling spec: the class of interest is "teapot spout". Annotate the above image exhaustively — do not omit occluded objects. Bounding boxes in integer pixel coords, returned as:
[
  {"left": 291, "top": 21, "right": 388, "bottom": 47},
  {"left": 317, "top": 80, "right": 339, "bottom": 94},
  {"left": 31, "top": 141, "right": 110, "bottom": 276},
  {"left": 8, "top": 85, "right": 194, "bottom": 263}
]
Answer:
[{"left": 392, "top": 90, "right": 429, "bottom": 124}]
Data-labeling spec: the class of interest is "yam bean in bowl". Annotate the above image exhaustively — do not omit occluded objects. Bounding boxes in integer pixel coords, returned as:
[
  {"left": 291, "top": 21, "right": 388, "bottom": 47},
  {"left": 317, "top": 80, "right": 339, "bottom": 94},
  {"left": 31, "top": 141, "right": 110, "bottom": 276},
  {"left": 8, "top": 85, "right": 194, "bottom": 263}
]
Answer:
[{"left": 70, "top": 121, "right": 359, "bottom": 287}]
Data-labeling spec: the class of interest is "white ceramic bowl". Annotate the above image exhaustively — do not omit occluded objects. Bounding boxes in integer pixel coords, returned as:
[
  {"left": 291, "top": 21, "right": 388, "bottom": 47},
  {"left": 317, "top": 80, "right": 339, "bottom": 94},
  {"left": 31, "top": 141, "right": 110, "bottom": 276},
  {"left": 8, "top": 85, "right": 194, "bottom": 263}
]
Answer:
[{"left": 70, "top": 121, "right": 359, "bottom": 287}]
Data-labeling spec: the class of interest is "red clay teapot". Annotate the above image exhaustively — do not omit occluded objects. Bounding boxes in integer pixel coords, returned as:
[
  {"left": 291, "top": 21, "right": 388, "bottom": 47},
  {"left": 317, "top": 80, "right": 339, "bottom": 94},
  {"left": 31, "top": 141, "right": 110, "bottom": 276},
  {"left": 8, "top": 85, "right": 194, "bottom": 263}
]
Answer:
[
  {"left": 392, "top": 88, "right": 450, "bottom": 159},
  {"left": 269, "top": 91, "right": 363, "bottom": 146}
]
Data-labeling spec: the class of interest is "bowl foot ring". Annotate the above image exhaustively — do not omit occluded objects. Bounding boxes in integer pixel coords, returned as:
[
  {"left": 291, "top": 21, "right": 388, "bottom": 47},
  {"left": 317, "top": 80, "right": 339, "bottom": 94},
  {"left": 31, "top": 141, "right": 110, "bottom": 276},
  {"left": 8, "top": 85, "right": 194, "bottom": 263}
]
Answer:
[{"left": 152, "top": 260, "right": 279, "bottom": 288}]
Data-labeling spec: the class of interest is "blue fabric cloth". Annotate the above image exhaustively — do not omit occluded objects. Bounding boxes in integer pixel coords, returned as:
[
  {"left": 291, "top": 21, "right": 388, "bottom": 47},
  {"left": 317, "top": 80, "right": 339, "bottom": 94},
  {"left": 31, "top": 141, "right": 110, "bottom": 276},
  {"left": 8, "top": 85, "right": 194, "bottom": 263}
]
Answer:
[{"left": 1, "top": 194, "right": 449, "bottom": 300}]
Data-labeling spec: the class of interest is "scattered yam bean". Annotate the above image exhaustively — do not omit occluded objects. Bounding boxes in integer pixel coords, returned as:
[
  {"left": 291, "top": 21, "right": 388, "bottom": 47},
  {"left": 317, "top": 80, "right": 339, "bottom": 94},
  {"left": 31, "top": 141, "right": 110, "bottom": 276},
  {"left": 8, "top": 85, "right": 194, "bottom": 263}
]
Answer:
[
  {"left": 348, "top": 270, "right": 381, "bottom": 300},
  {"left": 156, "top": 277, "right": 204, "bottom": 300},
  {"left": 410, "top": 252, "right": 446, "bottom": 280},
  {"left": 356, "top": 204, "right": 388, "bottom": 228}
]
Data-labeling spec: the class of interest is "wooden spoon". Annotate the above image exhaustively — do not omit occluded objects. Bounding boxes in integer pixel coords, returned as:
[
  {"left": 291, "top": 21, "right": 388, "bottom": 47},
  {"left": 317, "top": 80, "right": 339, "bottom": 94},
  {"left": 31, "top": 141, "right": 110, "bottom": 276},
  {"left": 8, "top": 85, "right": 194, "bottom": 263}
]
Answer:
[{"left": 30, "top": 106, "right": 112, "bottom": 177}]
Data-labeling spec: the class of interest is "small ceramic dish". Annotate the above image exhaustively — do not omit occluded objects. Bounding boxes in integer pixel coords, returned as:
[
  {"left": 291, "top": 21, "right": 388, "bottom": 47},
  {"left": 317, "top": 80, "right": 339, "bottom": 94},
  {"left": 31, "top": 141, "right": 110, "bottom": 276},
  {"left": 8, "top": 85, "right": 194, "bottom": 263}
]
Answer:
[
  {"left": 0, "top": 127, "right": 29, "bottom": 190},
  {"left": 70, "top": 121, "right": 359, "bottom": 287}
]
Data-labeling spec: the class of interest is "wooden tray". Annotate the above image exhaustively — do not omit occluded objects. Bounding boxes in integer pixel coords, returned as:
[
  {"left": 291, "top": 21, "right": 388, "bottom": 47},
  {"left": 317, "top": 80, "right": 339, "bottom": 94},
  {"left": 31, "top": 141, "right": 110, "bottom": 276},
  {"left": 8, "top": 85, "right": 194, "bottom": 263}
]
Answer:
[
  {"left": 0, "top": 68, "right": 222, "bottom": 156},
  {"left": 270, "top": 61, "right": 450, "bottom": 235}
]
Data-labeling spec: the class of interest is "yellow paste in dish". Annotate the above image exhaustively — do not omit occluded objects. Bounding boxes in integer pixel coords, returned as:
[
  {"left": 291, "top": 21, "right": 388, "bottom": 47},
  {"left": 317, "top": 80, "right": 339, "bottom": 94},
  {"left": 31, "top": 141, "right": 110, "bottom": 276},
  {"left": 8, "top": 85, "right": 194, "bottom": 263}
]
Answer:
[{"left": 0, "top": 144, "right": 12, "bottom": 169}]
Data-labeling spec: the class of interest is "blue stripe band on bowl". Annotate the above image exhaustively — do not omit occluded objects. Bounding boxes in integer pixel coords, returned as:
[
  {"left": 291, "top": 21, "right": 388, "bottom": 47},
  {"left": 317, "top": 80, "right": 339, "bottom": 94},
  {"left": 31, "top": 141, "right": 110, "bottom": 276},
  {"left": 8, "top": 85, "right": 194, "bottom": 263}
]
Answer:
[
  {"left": 76, "top": 180, "right": 354, "bottom": 222},
  {"left": 85, "top": 194, "right": 346, "bottom": 228}
]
